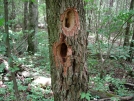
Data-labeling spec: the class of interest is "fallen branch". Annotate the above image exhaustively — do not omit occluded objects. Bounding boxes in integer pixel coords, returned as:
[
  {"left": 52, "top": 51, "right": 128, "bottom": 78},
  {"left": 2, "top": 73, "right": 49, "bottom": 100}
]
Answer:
[
  {"left": 90, "top": 95, "right": 134, "bottom": 101},
  {"left": 89, "top": 89, "right": 134, "bottom": 101},
  {"left": 124, "top": 83, "right": 134, "bottom": 90}
]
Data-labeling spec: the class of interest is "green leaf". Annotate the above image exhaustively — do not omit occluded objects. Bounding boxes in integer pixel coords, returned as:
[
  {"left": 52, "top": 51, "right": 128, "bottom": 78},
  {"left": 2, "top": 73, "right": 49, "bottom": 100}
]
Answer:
[
  {"left": 9, "top": 66, "right": 20, "bottom": 72},
  {"left": 110, "top": 97, "right": 120, "bottom": 101},
  {"left": 0, "top": 16, "right": 4, "bottom": 26},
  {"left": 110, "top": 55, "right": 117, "bottom": 60},
  {"left": 0, "top": 63, "right": 5, "bottom": 72},
  {"left": 85, "top": 96, "right": 90, "bottom": 101},
  {"left": 81, "top": 92, "right": 86, "bottom": 99},
  {"left": 84, "top": 0, "right": 89, "bottom": 2}
]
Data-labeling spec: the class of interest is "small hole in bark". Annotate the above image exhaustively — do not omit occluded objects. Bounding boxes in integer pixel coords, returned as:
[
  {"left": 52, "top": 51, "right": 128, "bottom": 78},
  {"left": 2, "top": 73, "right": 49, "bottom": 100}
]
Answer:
[
  {"left": 64, "top": 10, "right": 74, "bottom": 29},
  {"left": 60, "top": 43, "right": 67, "bottom": 62},
  {"left": 61, "top": 8, "right": 80, "bottom": 36}
]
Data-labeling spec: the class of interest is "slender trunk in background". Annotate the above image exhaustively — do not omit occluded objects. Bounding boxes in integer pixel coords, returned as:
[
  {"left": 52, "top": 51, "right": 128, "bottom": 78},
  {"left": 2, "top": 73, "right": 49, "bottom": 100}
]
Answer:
[
  {"left": 110, "top": 0, "right": 114, "bottom": 7},
  {"left": 46, "top": 0, "right": 89, "bottom": 100},
  {"left": 10, "top": 0, "right": 16, "bottom": 31},
  {"left": 27, "top": 0, "right": 38, "bottom": 54},
  {"left": 127, "top": 25, "right": 134, "bottom": 62},
  {"left": 23, "top": 1, "right": 28, "bottom": 33},
  {"left": 123, "top": 0, "right": 134, "bottom": 46},
  {"left": 3, "top": 0, "right": 20, "bottom": 101}
]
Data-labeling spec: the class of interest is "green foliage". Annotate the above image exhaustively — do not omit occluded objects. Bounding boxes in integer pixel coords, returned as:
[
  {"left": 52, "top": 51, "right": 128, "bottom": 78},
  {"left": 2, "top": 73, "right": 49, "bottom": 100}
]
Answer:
[
  {"left": 81, "top": 92, "right": 100, "bottom": 100},
  {"left": 110, "top": 97, "right": 120, "bottom": 101},
  {"left": 27, "top": 86, "right": 53, "bottom": 101},
  {"left": 0, "top": 16, "right": 4, "bottom": 26},
  {"left": 9, "top": 66, "right": 20, "bottom": 72},
  {"left": 110, "top": 46, "right": 130, "bottom": 60},
  {"left": 36, "top": 30, "right": 50, "bottom": 71},
  {"left": 0, "top": 63, "right": 5, "bottom": 72},
  {"left": 81, "top": 92, "right": 91, "bottom": 101},
  {"left": 89, "top": 74, "right": 130, "bottom": 97},
  {"left": 0, "top": 31, "right": 6, "bottom": 55}
]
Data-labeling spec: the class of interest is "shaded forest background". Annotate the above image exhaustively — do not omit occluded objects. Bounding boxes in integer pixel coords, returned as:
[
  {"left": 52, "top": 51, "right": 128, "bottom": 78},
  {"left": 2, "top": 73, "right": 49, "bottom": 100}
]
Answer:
[{"left": 0, "top": 0, "right": 134, "bottom": 101}]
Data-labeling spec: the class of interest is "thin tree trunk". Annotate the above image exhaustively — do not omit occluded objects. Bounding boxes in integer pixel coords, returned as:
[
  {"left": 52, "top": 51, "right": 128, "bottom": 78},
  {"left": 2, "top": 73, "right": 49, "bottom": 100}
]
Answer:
[
  {"left": 123, "top": 0, "right": 134, "bottom": 46},
  {"left": 3, "top": 0, "right": 20, "bottom": 101},
  {"left": 27, "top": 0, "right": 38, "bottom": 54},
  {"left": 127, "top": 25, "right": 134, "bottom": 62},
  {"left": 10, "top": 0, "right": 16, "bottom": 31},
  {"left": 23, "top": 1, "right": 28, "bottom": 33},
  {"left": 46, "top": 0, "right": 89, "bottom": 101}
]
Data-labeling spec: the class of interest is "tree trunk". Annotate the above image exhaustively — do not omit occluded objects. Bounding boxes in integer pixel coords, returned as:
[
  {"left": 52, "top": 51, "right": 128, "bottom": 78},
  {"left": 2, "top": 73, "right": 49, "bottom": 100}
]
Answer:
[
  {"left": 46, "top": 0, "right": 89, "bottom": 101},
  {"left": 123, "top": 0, "right": 134, "bottom": 46},
  {"left": 3, "top": 0, "right": 20, "bottom": 101},
  {"left": 27, "top": 0, "right": 38, "bottom": 54},
  {"left": 23, "top": 1, "right": 28, "bottom": 33},
  {"left": 10, "top": 0, "right": 16, "bottom": 31},
  {"left": 127, "top": 25, "right": 134, "bottom": 62}
]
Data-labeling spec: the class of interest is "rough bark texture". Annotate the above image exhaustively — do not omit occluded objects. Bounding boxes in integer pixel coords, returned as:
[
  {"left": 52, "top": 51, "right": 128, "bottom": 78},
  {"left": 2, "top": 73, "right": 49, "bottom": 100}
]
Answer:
[
  {"left": 46, "top": 0, "right": 89, "bottom": 101},
  {"left": 27, "top": 0, "right": 38, "bottom": 54}
]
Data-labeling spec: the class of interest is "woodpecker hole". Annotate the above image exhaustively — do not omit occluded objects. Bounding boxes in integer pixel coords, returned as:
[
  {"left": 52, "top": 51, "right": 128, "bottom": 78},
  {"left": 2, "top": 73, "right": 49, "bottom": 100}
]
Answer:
[
  {"left": 61, "top": 8, "right": 80, "bottom": 36},
  {"left": 64, "top": 10, "right": 75, "bottom": 29},
  {"left": 60, "top": 43, "right": 67, "bottom": 62},
  {"left": 53, "top": 40, "right": 72, "bottom": 67}
]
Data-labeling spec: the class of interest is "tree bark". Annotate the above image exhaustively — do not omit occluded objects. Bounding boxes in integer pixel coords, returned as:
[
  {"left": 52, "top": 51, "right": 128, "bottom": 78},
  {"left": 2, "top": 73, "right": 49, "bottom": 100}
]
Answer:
[
  {"left": 127, "top": 25, "right": 134, "bottom": 62},
  {"left": 3, "top": 0, "right": 20, "bottom": 101},
  {"left": 123, "top": 0, "right": 134, "bottom": 46},
  {"left": 27, "top": 0, "right": 38, "bottom": 54},
  {"left": 46, "top": 0, "right": 89, "bottom": 101},
  {"left": 9, "top": 0, "right": 16, "bottom": 31},
  {"left": 23, "top": 1, "right": 28, "bottom": 33}
]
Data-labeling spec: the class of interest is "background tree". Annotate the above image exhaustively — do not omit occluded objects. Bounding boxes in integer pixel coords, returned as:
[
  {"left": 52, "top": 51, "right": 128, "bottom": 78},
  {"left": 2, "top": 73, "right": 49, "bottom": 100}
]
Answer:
[
  {"left": 9, "top": 0, "right": 16, "bottom": 31},
  {"left": 23, "top": 1, "right": 28, "bottom": 33},
  {"left": 123, "top": 0, "right": 134, "bottom": 47},
  {"left": 128, "top": 25, "right": 134, "bottom": 62},
  {"left": 3, "top": 0, "right": 20, "bottom": 100},
  {"left": 27, "top": 0, "right": 38, "bottom": 54},
  {"left": 127, "top": 0, "right": 134, "bottom": 62}
]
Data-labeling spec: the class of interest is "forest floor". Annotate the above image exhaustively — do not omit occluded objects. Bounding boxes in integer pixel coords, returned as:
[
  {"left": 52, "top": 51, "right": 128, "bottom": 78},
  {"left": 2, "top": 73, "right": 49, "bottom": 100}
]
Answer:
[
  {"left": 0, "top": 33, "right": 134, "bottom": 101},
  {"left": 1, "top": 54, "right": 134, "bottom": 101}
]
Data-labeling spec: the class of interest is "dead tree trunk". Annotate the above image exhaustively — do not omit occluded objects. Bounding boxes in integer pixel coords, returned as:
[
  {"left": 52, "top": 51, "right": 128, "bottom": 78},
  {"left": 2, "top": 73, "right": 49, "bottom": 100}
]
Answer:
[{"left": 46, "top": 0, "right": 89, "bottom": 101}]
